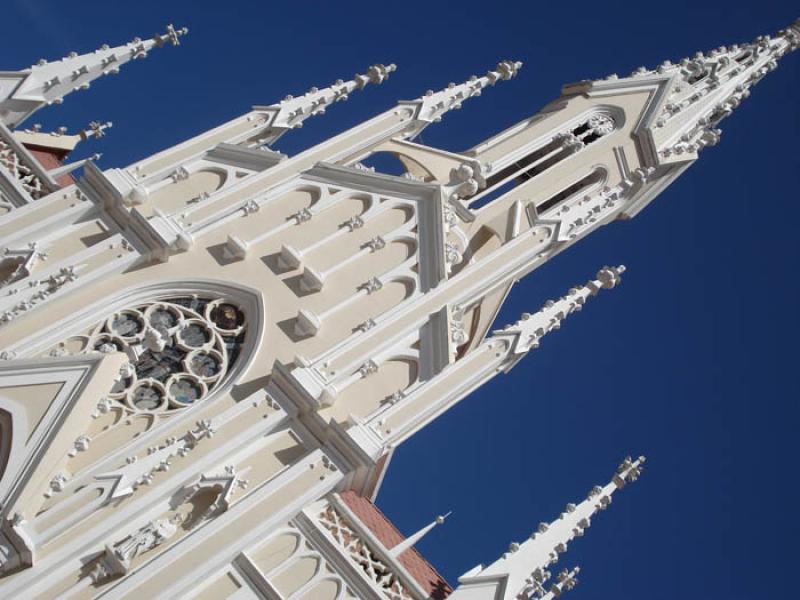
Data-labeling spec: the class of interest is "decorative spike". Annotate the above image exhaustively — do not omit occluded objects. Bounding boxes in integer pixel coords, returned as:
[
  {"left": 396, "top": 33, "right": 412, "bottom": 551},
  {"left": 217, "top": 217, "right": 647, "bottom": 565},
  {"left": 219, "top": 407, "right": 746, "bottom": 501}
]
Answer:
[
  {"left": 0, "top": 25, "right": 188, "bottom": 128},
  {"left": 265, "top": 63, "right": 397, "bottom": 130},
  {"left": 495, "top": 265, "right": 624, "bottom": 364},
  {"left": 405, "top": 60, "right": 523, "bottom": 123},
  {"left": 450, "top": 456, "right": 644, "bottom": 600},
  {"left": 388, "top": 511, "right": 451, "bottom": 558},
  {"left": 47, "top": 153, "right": 101, "bottom": 179}
]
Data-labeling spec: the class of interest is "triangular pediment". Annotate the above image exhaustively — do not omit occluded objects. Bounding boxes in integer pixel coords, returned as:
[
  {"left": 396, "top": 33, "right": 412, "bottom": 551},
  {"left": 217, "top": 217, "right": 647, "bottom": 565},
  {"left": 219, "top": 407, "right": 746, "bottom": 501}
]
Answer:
[{"left": 0, "top": 353, "right": 125, "bottom": 519}]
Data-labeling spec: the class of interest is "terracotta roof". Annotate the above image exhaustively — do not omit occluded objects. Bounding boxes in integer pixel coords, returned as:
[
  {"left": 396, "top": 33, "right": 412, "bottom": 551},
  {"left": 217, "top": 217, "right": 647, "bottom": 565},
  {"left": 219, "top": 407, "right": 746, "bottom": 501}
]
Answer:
[
  {"left": 340, "top": 490, "right": 452, "bottom": 599},
  {"left": 24, "top": 144, "right": 74, "bottom": 187}
]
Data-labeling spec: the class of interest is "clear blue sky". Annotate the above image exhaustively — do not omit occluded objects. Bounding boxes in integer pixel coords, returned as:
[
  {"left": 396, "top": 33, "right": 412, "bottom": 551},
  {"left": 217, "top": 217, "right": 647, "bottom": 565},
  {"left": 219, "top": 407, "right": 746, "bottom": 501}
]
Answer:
[{"left": 3, "top": 1, "right": 798, "bottom": 598}]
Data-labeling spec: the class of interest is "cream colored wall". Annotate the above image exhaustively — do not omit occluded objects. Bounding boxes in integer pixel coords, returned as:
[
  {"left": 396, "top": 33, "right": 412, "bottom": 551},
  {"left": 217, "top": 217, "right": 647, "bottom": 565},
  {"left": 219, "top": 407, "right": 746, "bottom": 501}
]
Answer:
[{"left": 0, "top": 75, "right": 658, "bottom": 598}]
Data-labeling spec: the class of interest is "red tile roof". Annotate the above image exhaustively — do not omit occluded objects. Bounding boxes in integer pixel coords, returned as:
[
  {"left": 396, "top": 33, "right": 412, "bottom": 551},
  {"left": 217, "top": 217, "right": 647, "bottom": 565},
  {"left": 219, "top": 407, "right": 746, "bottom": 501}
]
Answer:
[
  {"left": 24, "top": 145, "right": 74, "bottom": 187},
  {"left": 340, "top": 490, "right": 452, "bottom": 599}
]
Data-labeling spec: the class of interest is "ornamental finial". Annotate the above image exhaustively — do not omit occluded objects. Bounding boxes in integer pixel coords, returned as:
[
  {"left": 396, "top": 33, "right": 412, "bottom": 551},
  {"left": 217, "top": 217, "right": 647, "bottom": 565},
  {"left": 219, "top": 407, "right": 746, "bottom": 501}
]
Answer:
[
  {"left": 153, "top": 24, "right": 189, "bottom": 47},
  {"left": 80, "top": 120, "right": 113, "bottom": 140}
]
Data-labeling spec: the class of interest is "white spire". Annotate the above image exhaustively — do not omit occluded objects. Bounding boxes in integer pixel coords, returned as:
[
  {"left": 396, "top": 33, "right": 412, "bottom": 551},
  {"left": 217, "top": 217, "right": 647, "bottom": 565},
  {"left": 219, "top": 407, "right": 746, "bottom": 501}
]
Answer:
[
  {"left": 0, "top": 24, "right": 188, "bottom": 128},
  {"left": 262, "top": 63, "right": 397, "bottom": 131},
  {"left": 402, "top": 60, "right": 523, "bottom": 123},
  {"left": 494, "top": 265, "right": 625, "bottom": 371},
  {"left": 388, "top": 511, "right": 451, "bottom": 558},
  {"left": 613, "top": 19, "right": 800, "bottom": 162},
  {"left": 47, "top": 153, "right": 101, "bottom": 179},
  {"left": 452, "top": 456, "right": 645, "bottom": 600}
]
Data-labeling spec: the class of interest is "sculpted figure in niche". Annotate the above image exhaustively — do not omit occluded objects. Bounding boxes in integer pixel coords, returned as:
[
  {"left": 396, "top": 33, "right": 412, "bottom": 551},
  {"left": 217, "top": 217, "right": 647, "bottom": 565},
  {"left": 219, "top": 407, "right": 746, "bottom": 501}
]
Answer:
[{"left": 114, "top": 513, "right": 183, "bottom": 564}]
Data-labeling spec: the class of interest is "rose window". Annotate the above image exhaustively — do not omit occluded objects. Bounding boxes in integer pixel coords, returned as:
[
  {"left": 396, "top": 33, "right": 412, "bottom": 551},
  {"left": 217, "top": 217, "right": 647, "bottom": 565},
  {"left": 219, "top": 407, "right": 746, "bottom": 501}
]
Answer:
[{"left": 47, "top": 296, "right": 247, "bottom": 414}]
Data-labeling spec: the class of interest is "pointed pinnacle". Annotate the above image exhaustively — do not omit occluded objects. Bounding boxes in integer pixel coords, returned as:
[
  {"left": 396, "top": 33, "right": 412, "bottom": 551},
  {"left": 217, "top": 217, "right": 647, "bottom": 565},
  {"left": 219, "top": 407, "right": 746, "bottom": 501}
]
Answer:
[
  {"left": 47, "top": 153, "right": 101, "bottom": 179},
  {"left": 461, "top": 455, "right": 644, "bottom": 600},
  {"left": 410, "top": 59, "right": 523, "bottom": 123},
  {"left": 497, "top": 265, "right": 625, "bottom": 356},
  {"left": 0, "top": 25, "right": 188, "bottom": 128},
  {"left": 267, "top": 63, "right": 397, "bottom": 129},
  {"left": 388, "top": 509, "right": 451, "bottom": 557}
]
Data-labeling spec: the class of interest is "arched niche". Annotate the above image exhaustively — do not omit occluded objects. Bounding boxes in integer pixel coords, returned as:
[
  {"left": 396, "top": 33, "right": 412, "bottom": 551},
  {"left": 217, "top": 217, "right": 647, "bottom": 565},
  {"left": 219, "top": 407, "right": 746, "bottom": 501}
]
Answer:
[
  {"left": 272, "top": 555, "right": 321, "bottom": 597},
  {"left": 332, "top": 357, "right": 419, "bottom": 421},
  {"left": 150, "top": 168, "right": 228, "bottom": 214},
  {"left": 250, "top": 530, "right": 302, "bottom": 575},
  {"left": 299, "top": 577, "right": 343, "bottom": 600}
]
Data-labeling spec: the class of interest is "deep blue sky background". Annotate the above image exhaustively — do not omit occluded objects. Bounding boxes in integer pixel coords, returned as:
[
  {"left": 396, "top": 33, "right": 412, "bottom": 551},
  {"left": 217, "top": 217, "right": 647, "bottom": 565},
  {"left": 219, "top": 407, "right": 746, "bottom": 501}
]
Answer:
[{"left": 3, "top": 1, "right": 798, "bottom": 598}]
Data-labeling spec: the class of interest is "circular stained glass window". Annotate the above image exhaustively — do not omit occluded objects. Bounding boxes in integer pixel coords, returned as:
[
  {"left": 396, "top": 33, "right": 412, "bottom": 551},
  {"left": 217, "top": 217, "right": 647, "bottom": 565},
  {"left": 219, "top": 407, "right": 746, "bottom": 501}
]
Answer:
[
  {"left": 179, "top": 322, "right": 210, "bottom": 348},
  {"left": 132, "top": 383, "right": 164, "bottom": 411},
  {"left": 149, "top": 306, "right": 179, "bottom": 330},
  {"left": 189, "top": 351, "right": 222, "bottom": 378},
  {"left": 169, "top": 377, "right": 204, "bottom": 405},
  {"left": 137, "top": 347, "right": 187, "bottom": 382},
  {"left": 93, "top": 336, "right": 124, "bottom": 353},
  {"left": 110, "top": 312, "right": 144, "bottom": 338},
  {"left": 211, "top": 303, "right": 244, "bottom": 331}
]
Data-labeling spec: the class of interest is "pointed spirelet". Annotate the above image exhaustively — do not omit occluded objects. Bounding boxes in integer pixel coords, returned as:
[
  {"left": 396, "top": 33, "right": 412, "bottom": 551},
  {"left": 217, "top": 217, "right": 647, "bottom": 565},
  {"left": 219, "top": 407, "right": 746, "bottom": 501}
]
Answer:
[
  {"left": 495, "top": 265, "right": 624, "bottom": 371},
  {"left": 618, "top": 19, "right": 800, "bottom": 162},
  {"left": 264, "top": 63, "right": 397, "bottom": 130},
  {"left": 402, "top": 60, "right": 523, "bottom": 123},
  {"left": 388, "top": 511, "right": 451, "bottom": 558},
  {"left": 47, "top": 153, "right": 101, "bottom": 179},
  {"left": 0, "top": 24, "right": 188, "bottom": 128},
  {"left": 451, "top": 456, "right": 645, "bottom": 600}
]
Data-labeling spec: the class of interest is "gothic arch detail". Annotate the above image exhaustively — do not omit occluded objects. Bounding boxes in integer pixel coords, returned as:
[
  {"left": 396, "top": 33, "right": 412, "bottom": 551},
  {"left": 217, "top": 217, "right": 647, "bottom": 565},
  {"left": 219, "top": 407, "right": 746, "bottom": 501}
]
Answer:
[{"left": 19, "top": 280, "right": 264, "bottom": 416}]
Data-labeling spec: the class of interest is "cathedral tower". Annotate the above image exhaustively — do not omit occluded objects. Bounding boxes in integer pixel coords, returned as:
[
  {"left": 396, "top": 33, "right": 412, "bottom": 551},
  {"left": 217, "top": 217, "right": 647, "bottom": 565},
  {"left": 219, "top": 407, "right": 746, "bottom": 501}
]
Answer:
[{"left": 0, "top": 19, "right": 796, "bottom": 599}]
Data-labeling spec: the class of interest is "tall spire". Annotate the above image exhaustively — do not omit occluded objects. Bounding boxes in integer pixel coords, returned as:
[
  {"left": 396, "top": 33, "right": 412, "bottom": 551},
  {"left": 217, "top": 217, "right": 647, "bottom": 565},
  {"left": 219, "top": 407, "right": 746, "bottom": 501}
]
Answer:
[
  {"left": 401, "top": 60, "right": 523, "bottom": 123},
  {"left": 388, "top": 511, "right": 451, "bottom": 558},
  {"left": 588, "top": 19, "right": 799, "bottom": 163},
  {"left": 494, "top": 265, "right": 625, "bottom": 371},
  {"left": 259, "top": 64, "right": 397, "bottom": 132},
  {"left": 0, "top": 24, "right": 188, "bottom": 128},
  {"left": 451, "top": 456, "right": 645, "bottom": 600}
]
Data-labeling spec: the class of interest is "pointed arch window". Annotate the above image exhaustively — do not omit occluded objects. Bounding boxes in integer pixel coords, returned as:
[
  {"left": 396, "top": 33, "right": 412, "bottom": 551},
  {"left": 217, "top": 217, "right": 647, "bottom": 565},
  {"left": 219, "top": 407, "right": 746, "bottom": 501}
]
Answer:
[
  {"left": 468, "top": 109, "right": 620, "bottom": 209},
  {"left": 46, "top": 295, "right": 248, "bottom": 414}
]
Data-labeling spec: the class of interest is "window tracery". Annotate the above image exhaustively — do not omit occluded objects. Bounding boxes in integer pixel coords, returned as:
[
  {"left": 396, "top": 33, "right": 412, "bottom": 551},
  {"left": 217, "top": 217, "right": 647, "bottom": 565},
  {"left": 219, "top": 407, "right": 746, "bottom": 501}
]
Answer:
[{"left": 47, "top": 295, "right": 247, "bottom": 414}]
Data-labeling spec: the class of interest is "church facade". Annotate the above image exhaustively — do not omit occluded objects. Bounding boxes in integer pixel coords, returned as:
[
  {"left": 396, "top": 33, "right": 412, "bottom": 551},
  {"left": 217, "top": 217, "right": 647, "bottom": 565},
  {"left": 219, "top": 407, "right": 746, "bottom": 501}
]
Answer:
[{"left": 0, "top": 20, "right": 796, "bottom": 599}]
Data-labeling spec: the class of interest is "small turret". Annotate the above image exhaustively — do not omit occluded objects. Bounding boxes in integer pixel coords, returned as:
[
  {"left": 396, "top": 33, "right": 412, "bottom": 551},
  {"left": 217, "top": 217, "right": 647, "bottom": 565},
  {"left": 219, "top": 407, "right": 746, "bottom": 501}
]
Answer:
[{"left": 0, "top": 25, "right": 187, "bottom": 128}]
